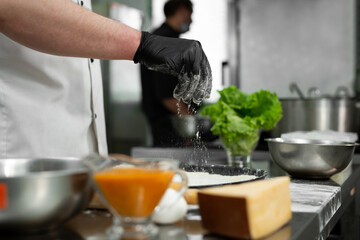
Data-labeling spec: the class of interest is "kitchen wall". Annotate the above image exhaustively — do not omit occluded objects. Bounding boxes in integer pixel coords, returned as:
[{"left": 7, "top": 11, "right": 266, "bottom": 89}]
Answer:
[{"left": 230, "top": 0, "right": 357, "bottom": 99}]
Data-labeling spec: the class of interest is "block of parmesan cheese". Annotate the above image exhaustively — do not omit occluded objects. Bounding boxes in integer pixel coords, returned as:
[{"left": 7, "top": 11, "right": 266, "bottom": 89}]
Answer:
[{"left": 198, "top": 176, "right": 291, "bottom": 239}]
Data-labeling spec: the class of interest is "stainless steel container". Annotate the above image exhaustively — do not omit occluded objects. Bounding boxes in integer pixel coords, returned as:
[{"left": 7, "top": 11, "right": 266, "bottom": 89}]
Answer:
[
  {"left": 0, "top": 158, "right": 93, "bottom": 232},
  {"left": 266, "top": 138, "right": 358, "bottom": 178},
  {"left": 270, "top": 97, "right": 360, "bottom": 137}
]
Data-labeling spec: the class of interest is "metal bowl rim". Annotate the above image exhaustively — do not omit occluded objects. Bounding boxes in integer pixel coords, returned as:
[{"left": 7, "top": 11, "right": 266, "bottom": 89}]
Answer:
[
  {"left": 265, "top": 138, "right": 359, "bottom": 147},
  {"left": 0, "top": 157, "right": 89, "bottom": 179}
]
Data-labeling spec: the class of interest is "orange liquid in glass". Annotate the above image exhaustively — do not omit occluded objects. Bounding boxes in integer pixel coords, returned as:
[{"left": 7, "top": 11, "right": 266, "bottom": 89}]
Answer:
[{"left": 94, "top": 167, "right": 175, "bottom": 217}]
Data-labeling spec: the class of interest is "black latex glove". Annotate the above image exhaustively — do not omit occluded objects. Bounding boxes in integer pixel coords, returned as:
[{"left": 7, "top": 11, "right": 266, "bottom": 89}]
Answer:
[{"left": 133, "top": 32, "right": 212, "bottom": 105}]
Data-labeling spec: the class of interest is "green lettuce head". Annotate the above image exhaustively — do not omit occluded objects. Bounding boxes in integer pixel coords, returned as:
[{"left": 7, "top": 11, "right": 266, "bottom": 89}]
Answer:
[{"left": 201, "top": 86, "right": 282, "bottom": 156}]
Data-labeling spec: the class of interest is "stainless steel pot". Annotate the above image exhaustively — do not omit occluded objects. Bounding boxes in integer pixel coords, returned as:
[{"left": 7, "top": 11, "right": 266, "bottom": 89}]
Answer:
[
  {"left": 270, "top": 97, "right": 360, "bottom": 137},
  {"left": 0, "top": 158, "right": 93, "bottom": 232}
]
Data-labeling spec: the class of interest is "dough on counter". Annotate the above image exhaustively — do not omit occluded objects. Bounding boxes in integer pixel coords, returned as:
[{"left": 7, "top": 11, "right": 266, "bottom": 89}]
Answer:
[{"left": 186, "top": 171, "right": 257, "bottom": 187}]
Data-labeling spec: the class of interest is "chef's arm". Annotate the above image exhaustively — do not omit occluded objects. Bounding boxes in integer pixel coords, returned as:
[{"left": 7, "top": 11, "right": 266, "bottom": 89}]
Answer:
[
  {"left": 0, "top": 0, "right": 212, "bottom": 104},
  {"left": 162, "top": 99, "right": 192, "bottom": 116},
  {"left": 0, "top": 0, "right": 140, "bottom": 60}
]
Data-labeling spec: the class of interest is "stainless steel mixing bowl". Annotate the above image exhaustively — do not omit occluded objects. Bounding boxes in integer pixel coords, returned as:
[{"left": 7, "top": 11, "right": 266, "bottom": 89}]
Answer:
[
  {"left": 265, "top": 138, "right": 358, "bottom": 178},
  {"left": 0, "top": 158, "right": 93, "bottom": 232}
]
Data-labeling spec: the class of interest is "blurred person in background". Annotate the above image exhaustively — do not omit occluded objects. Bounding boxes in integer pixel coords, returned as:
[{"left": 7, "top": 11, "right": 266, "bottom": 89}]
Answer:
[
  {"left": 0, "top": 0, "right": 211, "bottom": 158},
  {"left": 140, "top": 0, "right": 200, "bottom": 147}
]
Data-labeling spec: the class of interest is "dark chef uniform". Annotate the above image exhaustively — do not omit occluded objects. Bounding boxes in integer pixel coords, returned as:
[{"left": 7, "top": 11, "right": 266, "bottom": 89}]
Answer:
[{"left": 140, "top": 23, "right": 186, "bottom": 147}]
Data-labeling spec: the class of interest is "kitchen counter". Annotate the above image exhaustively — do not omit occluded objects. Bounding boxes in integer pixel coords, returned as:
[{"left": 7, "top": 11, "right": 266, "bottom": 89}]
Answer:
[
  {"left": 4, "top": 148, "right": 360, "bottom": 240},
  {"left": 130, "top": 148, "right": 360, "bottom": 240}
]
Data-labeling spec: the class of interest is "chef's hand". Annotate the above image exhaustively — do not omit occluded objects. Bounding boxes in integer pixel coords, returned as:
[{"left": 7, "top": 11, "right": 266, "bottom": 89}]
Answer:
[{"left": 133, "top": 32, "right": 212, "bottom": 105}]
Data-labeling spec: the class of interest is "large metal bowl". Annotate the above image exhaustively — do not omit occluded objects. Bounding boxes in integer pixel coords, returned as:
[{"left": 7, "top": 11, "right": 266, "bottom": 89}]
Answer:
[
  {"left": 0, "top": 158, "right": 93, "bottom": 232},
  {"left": 265, "top": 138, "right": 358, "bottom": 178}
]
